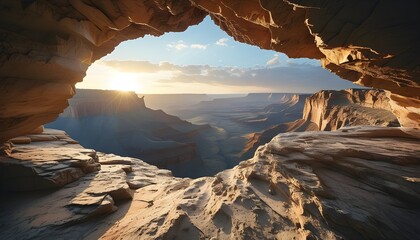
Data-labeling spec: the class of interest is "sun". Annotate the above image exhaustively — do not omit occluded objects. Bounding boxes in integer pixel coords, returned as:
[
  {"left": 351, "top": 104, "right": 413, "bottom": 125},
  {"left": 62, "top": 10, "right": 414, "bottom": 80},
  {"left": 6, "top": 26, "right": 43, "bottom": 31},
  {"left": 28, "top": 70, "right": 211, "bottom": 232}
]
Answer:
[{"left": 107, "top": 72, "right": 140, "bottom": 92}]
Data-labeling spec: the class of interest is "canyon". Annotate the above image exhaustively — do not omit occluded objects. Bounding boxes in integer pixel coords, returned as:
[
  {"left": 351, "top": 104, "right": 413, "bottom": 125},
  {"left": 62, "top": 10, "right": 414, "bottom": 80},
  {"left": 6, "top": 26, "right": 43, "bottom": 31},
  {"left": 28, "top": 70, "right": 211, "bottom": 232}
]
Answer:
[
  {"left": 1, "top": 88, "right": 418, "bottom": 239},
  {"left": 1, "top": 0, "right": 420, "bottom": 239},
  {"left": 47, "top": 90, "right": 310, "bottom": 177},
  {"left": 46, "top": 89, "right": 208, "bottom": 177}
]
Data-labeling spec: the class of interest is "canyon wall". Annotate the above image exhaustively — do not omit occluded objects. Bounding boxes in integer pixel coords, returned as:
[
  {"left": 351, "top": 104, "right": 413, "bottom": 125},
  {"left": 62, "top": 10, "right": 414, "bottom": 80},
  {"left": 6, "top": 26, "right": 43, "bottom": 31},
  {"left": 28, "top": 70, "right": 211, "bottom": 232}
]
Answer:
[
  {"left": 242, "top": 88, "right": 401, "bottom": 159},
  {"left": 46, "top": 89, "right": 207, "bottom": 176},
  {"left": 1, "top": 0, "right": 419, "bottom": 142},
  {"left": 303, "top": 89, "right": 400, "bottom": 131}
]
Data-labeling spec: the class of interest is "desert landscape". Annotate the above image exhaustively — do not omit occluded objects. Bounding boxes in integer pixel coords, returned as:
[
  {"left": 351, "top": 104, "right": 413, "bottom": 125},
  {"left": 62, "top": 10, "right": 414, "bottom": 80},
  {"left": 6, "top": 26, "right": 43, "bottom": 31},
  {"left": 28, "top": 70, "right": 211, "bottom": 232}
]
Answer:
[
  {"left": 47, "top": 91, "right": 312, "bottom": 177},
  {"left": 1, "top": 0, "right": 419, "bottom": 239}
]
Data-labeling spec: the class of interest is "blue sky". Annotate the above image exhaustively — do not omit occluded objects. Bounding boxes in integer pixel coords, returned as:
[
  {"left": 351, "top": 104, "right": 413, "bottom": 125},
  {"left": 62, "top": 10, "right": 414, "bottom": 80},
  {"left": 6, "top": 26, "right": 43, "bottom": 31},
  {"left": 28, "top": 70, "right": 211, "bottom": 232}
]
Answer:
[
  {"left": 103, "top": 16, "right": 316, "bottom": 67},
  {"left": 78, "top": 16, "right": 359, "bottom": 94}
]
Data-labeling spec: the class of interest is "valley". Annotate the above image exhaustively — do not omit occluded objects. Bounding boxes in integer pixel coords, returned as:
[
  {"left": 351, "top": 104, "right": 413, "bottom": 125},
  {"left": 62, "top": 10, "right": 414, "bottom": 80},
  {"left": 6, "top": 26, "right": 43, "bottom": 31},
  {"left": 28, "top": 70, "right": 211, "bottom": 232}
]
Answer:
[
  {"left": 47, "top": 88, "right": 402, "bottom": 180},
  {"left": 47, "top": 90, "right": 309, "bottom": 177}
]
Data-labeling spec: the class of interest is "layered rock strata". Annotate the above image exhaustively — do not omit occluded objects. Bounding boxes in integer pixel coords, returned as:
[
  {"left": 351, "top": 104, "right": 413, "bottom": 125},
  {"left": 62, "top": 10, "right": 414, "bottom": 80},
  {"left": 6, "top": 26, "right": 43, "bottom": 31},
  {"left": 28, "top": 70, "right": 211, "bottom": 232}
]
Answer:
[
  {"left": 1, "top": 0, "right": 419, "bottom": 141},
  {"left": 0, "top": 129, "right": 174, "bottom": 238},
  {"left": 1, "top": 126, "right": 419, "bottom": 239},
  {"left": 303, "top": 89, "right": 400, "bottom": 131},
  {"left": 243, "top": 88, "right": 401, "bottom": 158},
  {"left": 1, "top": 129, "right": 99, "bottom": 191}
]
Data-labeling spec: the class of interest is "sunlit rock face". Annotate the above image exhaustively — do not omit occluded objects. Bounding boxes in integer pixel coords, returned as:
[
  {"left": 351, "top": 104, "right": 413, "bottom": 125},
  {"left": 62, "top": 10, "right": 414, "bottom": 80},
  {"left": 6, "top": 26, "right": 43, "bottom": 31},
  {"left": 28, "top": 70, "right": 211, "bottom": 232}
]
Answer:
[
  {"left": 303, "top": 89, "right": 400, "bottom": 131},
  {"left": 242, "top": 89, "right": 401, "bottom": 158},
  {"left": 0, "top": 129, "right": 100, "bottom": 191},
  {"left": 0, "top": 0, "right": 419, "bottom": 141},
  {"left": 2, "top": 126, "right": 419, "bottom": 239}
]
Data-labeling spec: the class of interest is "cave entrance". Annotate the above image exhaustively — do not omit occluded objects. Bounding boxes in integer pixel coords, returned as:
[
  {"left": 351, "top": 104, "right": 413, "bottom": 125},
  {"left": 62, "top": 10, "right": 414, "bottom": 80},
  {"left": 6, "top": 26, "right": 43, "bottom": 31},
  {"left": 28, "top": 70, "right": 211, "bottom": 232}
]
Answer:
[{"left": 46, "top": 16, "right": 359, "bottom": 178}]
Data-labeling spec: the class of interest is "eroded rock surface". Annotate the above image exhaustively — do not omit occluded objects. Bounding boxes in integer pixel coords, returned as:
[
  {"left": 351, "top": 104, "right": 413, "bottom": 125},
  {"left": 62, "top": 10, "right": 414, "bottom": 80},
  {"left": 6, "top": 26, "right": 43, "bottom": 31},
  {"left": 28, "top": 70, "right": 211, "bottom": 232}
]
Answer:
[
  {"left": 0, "top": 129, "right": 175, "bottom": 239},
  {"left": 0, "top": 0, "right": 206, "bottom": 142},
  {"left": 1, "top": 127, "right": 419, "bottom": 239},
  {"left": 0, "top": 129, "right": 100, "bottom": 191},
  {"left": 303, "top": 89, "right": 400, "bottom": 131},
  {"left": 1, "top": 0, "right": 419, "bottom": 141},
  {"left": 243, "top": 88, "right": 402, "bottom": 158}
]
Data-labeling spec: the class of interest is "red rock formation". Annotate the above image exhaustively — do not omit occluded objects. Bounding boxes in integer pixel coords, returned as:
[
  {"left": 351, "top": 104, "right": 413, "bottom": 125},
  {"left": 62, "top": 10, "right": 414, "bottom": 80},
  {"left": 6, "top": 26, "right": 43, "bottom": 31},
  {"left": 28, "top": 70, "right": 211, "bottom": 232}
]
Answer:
[{"left": 0, "top": 0, "right": 419, "bottom": 141}]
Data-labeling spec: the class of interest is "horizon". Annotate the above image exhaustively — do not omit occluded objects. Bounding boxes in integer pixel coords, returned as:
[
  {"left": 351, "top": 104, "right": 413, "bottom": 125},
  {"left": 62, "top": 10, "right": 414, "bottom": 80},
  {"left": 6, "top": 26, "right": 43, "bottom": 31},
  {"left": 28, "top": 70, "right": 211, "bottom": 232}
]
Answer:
[{"left": 74, "top": 87, "right": 369, "bottom": 95}]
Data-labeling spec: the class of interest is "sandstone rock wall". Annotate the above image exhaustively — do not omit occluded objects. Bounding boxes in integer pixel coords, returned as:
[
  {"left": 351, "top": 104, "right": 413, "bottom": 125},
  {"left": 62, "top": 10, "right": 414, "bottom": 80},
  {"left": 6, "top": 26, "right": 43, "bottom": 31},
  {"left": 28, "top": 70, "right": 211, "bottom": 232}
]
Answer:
[
  {"left": 0, "top": 0, "right": 206, "bottom": 142},
  {"left": 191, "top": 0, "right": 420, "bottom": 115},
  {"left": 242, "top": 88, "right": 403, "bottom": 158},
  {"left": 303, "top": 89, "right": 400, "bottom": 131}
]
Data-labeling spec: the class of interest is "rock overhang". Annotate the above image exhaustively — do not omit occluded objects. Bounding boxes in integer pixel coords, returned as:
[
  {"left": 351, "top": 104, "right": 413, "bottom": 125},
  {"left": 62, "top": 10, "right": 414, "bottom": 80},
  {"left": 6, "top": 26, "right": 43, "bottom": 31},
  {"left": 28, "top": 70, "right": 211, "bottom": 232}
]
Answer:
[{"left": 0, "top": 0, "right": 419, "bottom": 141}]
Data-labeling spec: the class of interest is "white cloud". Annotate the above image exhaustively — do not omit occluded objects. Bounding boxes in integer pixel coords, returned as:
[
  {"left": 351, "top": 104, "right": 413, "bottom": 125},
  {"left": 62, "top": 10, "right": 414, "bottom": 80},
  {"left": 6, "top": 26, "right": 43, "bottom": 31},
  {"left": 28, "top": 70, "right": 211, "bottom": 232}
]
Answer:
[
  {"left": 167, "top": 41, "right": 207, "bottom": 50},
  {"left": 266, "top": 54, "right": 280, "bottom": 66},
  {"left": 99, "top": 60, "right": 359, "bottom": 93},
  {"left": 167, "top": 40, "right": 188, "bottom": 50},
  {"left": 190, "top": 44, "right": 207, "bottom": 50},
  {"left": 174, "top": 43, "right": 188, "bottom": 50},
  {"left": 215, "top": 38, "right": 228, "bottom": 46}
]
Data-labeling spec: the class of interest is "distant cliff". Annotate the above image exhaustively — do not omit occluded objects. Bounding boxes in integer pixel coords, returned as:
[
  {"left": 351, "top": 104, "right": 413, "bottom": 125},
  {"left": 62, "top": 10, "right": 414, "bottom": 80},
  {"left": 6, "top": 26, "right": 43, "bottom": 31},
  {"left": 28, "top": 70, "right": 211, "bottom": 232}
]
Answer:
[
  {"left": 141, "top": 94, "right": 211, "bottom": 111},
  {"left": 47, "top": 89, "right": 209, "bottom": 177},
  {"left": 303, "top": 89, "right": 399, "bottom": 131},
  {"left": 242, "top": 89, "right": 400, "bottom": 159},
  {"left": 62, "top": 90, "right": 145, "bottom": 117}
]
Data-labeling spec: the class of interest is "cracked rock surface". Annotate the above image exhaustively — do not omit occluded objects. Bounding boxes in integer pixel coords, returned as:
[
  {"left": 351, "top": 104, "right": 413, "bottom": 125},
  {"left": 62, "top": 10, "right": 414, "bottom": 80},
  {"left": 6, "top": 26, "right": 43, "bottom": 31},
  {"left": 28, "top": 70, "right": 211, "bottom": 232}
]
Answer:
[{"left": 1, "top": 126, "right": 419, "bottom": 239}]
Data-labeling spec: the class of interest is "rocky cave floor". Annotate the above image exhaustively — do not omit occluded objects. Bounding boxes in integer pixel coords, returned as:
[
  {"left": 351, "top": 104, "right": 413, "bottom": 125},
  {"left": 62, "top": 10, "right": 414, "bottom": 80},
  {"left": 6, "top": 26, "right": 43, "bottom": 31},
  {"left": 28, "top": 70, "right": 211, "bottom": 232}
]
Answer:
[{"left": 0, "top": 127, "right": 420, "bottom": 239}]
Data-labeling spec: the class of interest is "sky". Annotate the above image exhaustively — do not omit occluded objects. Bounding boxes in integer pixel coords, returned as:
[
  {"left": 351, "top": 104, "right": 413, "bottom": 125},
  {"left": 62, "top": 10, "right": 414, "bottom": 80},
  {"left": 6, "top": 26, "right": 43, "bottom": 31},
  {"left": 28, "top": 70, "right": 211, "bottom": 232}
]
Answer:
[{"left": 77, "top": 16, "right": 359, "bottom": 94}]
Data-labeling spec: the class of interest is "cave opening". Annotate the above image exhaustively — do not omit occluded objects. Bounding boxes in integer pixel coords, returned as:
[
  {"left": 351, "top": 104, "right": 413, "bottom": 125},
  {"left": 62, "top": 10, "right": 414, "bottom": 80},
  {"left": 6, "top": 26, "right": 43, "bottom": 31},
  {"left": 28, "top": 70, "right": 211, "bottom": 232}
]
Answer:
[
  {"left": 45, "top": 16, "right": 362, "bottom": 178},
  {"left": 2, "top": 1, "right": 420, "bottom": 238}
]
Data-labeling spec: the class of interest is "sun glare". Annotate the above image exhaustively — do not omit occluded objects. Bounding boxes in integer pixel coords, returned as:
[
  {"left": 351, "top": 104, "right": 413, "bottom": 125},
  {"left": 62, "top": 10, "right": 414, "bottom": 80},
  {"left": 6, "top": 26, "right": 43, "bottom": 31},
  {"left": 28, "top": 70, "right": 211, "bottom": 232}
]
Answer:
[{"left": 107, "top": 72, "right": 140, "bottom": 92}]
